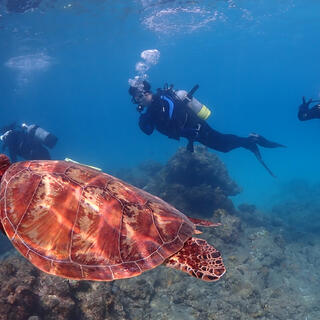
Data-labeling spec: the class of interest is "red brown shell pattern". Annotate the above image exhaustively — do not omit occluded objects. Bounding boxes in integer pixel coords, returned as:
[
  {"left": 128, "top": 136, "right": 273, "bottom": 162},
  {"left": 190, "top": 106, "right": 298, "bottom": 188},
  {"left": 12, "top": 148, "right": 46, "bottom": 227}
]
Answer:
[{"left": 0, "top": 160, "right": 195, "bottom": 281}]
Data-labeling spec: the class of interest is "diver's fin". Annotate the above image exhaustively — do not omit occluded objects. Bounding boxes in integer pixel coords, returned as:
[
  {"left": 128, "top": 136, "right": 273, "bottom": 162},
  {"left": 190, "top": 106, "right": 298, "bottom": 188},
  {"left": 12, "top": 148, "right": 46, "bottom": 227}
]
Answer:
[
  {"left": 249, "top": 144, "right": 276, "bottom": 178},
  {"left": 249, "top": 133, "right": 286, "bottom": 148},
  {"left": 257, "top": 157, "right": 276, "bottom": 178}
]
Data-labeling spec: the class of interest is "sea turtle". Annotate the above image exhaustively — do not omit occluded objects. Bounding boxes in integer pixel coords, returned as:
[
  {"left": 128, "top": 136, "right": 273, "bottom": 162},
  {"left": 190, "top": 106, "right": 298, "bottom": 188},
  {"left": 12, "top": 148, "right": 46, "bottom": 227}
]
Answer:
[{"left": 0, "top": 154, "right": 225, "bottom": 282}]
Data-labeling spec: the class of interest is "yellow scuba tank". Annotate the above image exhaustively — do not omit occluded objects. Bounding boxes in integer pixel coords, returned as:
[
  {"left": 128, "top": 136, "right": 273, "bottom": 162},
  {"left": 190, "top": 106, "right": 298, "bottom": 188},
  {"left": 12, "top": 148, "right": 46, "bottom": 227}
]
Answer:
[{"left": 175, "top": 86, "right": 212, "bottom": 120}]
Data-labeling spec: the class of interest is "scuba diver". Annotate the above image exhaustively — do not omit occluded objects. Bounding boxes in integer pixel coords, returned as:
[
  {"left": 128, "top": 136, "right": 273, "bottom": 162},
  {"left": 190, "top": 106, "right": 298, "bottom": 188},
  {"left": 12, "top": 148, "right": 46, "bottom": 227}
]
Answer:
[
  {"left": 129, "top": 81, "right": 286, "bottom": 177},
  {"left": 0, "top": 122, "right": 58, "bottom": 162},
  {"left": 298, "top": 96, "right": 320, "bottom": 121}
]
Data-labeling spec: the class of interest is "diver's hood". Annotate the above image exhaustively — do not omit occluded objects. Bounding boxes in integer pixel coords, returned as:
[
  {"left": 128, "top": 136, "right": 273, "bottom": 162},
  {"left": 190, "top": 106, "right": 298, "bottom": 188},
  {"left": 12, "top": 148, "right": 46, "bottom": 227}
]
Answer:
[{"left": 128, "top": 80, "right": 151, "bottom": 97}]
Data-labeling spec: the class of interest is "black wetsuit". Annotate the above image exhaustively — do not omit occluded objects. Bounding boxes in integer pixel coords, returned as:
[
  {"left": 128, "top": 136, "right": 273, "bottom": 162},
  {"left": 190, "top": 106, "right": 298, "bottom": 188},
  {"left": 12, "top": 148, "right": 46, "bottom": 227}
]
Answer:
[
  {"left": 2, "top": 128, "right": 51, "bottom": 162},
  {"left": 298, "top": 99, "right": 320, "bottom": 121},
  {"left": 139, "top": 90, "right": 253, "bottom": 153}
]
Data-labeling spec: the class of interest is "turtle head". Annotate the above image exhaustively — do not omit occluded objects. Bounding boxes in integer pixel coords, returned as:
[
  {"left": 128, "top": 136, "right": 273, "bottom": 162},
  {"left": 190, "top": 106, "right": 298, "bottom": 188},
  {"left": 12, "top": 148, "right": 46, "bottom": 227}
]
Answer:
[{"left": 0, "top": 154, "right": 11, "bottom": 179}]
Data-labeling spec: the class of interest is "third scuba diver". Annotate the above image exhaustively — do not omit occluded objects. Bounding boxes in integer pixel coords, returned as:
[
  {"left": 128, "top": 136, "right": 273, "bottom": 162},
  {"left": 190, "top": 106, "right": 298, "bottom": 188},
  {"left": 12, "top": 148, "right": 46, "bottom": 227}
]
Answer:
[
  {"left": 298, "top": 96, "right": 320, "bottom": 121},
  {"left": 129, "top": 81, "right": 286, "bottom": 177}
]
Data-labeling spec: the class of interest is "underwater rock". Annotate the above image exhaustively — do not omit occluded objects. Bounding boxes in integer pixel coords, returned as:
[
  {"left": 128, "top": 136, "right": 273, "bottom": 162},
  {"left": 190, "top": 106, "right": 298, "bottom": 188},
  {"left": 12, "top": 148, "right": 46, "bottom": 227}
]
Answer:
[
  {"left": 211, "top": 209, "right": 241, "bottom": 243},
  {"left": 270, "top": 179, "right": 320, "bottom": 233},
  {"left": 35, "top": 274, "right": 76, "bottom": 320},
  {"left": 162, "top": 146, "right": 240, "bottom": 195},
  {"left": 238, "top": 203, "right": 256, "bottom": 214},
  {"left": 114, "top": 277, "right": 155, "bottom": 319},
  {"left": 74, "top": 282, "right": 118, "bottom": 320},
  {"left": 0, "top": 254, "right": 127, "bottom": 320},
  {"left": 0, "top": 255, "right": 40, "bottom": 320},
  {"left": 236, "top": 203, "right": 274, "bottom": 229},
  {"left": 142, "top": 146, "right": 240, "bottom": 217}
]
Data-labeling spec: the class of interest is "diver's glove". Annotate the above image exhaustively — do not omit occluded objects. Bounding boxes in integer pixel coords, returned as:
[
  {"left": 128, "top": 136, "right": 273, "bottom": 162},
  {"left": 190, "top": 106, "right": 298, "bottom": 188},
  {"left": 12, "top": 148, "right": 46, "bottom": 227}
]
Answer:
[
  {"left": 181, "top": 124, "right": 201, "bottom": 140},
  {"left": 0, "top": 130, "right": 12, "bottom": 142},
  {"left": 302, "top": 96, "right": 313, "bottom": 106}
]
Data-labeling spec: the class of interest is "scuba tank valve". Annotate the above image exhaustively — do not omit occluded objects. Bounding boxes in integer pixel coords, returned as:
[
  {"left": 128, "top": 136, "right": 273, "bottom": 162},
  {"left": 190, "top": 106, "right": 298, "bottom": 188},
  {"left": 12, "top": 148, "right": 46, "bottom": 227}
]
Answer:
[{"left": 187, "top": 84, "right": 199, "bottom": 100}]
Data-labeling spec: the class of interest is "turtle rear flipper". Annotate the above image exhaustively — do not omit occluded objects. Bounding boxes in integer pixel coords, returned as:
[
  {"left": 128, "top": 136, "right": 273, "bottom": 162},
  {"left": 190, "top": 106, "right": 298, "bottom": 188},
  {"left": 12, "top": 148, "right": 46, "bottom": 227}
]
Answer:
[{"left": 164, "top": 237, "right": 226, "bottom": 282}]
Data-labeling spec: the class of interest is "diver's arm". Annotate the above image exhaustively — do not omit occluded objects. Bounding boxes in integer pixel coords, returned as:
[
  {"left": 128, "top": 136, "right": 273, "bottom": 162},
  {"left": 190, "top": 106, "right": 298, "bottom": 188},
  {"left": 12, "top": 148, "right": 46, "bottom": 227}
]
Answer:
[
  {"left": 139, "top": 112, "right": 154, "bottom": 135},
  {"left": 298, "top": 96, "right": 313, "bottom": 121}
]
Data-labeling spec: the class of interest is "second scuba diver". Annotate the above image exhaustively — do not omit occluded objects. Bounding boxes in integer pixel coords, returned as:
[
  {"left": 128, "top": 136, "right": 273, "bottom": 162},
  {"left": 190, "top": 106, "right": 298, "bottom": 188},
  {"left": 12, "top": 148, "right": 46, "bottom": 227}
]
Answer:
[
  {"left": 0, "top": 122, "right": 58, "bottom": 162},
  {"left": 129, "top": 81, "right": 286, "bottom": 177}
]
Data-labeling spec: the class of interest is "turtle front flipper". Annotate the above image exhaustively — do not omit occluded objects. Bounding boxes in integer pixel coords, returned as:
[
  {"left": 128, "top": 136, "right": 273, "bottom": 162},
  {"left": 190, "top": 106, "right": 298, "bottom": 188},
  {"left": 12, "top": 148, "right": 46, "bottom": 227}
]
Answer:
[{"left": 164, "top": 237, "right": 226, "bottom": 282}]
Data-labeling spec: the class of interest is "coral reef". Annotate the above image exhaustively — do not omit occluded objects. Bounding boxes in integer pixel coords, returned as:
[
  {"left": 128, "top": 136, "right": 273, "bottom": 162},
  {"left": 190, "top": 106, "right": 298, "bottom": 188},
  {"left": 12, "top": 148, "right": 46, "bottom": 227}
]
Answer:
[
  {"left": 147, "top": 146, "right": 241, "bottom": 217},
  {"left": 0, "top": 149, "right": 319, "bottom": 319},
  {"left": 0, "top": 222, "right": 318, "bottom": 320}
]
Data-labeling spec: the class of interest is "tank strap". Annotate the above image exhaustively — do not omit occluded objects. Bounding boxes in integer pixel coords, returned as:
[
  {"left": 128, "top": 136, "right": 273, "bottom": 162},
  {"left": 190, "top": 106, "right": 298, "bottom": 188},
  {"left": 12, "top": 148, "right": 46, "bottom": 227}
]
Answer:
[{"left": 160, "top": 95, "right": 175, "bottom": 119}]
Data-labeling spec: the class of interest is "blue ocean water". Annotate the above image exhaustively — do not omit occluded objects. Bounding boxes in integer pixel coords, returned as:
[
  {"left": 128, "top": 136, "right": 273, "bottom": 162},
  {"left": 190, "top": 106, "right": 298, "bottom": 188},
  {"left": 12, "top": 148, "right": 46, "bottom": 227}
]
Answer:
[
  {"left": 2, "top": 2, "right": 320, "bottom": 320},
  {"left": 1, "top": 0, "right": 320, "bottom": 209}
]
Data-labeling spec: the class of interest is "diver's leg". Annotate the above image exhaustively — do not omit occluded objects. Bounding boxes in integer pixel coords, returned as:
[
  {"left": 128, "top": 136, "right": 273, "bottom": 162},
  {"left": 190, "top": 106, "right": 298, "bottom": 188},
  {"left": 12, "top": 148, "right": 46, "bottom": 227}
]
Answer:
[
  {"left": 196, "top": 124, "right": 249, "bottom": 152},
  {"left": 196, "top": 125, "right": 276, "bottom": 177}
]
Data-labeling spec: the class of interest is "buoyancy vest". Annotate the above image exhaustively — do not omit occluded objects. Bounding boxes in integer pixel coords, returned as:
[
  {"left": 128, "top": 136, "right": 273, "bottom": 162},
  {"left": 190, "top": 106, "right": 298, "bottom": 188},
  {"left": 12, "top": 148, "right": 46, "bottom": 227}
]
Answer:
[{"left": 156, "top": 85, "right": 212, "bottom": 120}]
